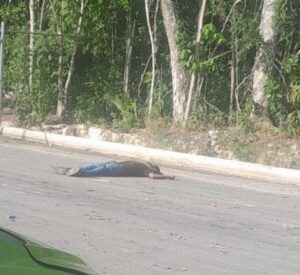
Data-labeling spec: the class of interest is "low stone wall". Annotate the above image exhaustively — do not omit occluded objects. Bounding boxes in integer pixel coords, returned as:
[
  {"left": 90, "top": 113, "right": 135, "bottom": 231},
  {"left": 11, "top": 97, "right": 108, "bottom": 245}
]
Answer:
[{"left": 1, "top": 110, "right": 299, "bottom": 170}]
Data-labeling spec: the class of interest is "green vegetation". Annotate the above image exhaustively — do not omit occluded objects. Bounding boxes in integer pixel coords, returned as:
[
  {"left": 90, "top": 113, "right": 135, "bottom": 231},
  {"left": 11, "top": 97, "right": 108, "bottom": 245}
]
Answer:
[{"left": 1, "top": 0, "right": 299, "bottom": 135}]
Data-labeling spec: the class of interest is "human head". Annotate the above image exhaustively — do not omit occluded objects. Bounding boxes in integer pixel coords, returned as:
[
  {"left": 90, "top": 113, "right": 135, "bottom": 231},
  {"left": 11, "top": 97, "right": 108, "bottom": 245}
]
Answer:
[{"left": 147, "top": 162, "right": 162, "bottom": 174}]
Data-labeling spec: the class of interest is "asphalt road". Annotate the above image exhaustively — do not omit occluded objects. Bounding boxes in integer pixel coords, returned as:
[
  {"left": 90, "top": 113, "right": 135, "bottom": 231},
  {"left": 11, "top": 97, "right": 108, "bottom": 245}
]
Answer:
[{"left": 0, "top": 137, "right": 299, "bottom": 275}]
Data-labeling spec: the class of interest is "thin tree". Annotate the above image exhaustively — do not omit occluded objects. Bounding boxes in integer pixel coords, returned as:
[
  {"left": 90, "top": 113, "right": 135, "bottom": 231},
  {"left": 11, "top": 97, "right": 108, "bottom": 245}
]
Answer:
[
  {"left": 145, "top": 0, "right": 159, "bottom": 118},
  {"left": 39, "top": 0, "right": 47, "bottom": 31},
  {"left": 29, "top": 0, "right": 35, "bottom": 94},
  {"left": 183, "top": 0, "right": 207, "bottom": 128},
  {"left": 48, "top": 0, "right": 64, "bottom": 120},
  {"left": 56, "top": 0, "right": 86, "bottom": 119},
  {"left": 123, "top": 5, "right": 136, "bottom": 96},
  {"left": 56, "top": 3, "right": 64, "bottom": 119}
]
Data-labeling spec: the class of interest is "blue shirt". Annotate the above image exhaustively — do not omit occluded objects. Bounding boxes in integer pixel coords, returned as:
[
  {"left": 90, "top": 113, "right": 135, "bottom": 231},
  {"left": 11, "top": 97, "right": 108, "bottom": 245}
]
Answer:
[{"left": 72, "top": 161, "right": 124, "bottom": 177}]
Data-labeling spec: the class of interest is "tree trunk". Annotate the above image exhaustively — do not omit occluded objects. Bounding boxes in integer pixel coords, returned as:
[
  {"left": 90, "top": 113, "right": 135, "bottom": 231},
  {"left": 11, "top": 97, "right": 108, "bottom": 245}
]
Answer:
[
  {"left": 145, "top": 0, "right": 159, "bottom": 118},
  {"left": 234, "top": 36, "right": 240, "bottom": 111},
  {"left": 29, "top": 0, "right": 35, "bottom": 94},
  {"left": 55, "top": 27, "right": 64, "bottom": 118},
  {"left": 252, "top": 0, "right": 276, "bottom": 109},
  {"left": 0, "top": 21, "right": 5, "bottom": 116},
  {"left": 137, "top": 55, "right": 151, "bottom": 99},
  {"left": 183, "top": 0, "right": 207, "bottom": 128},
  {"left": 123, "top": 9, "right": 136, "bottom": 95},
  {"left": 160, "top": 0, "right": 188, "bottom": 123},
  {"left": 294, "top": 1, "right": 300, "bottom": 52},
  {"left": 39, "top": 0, "right": 47, "bottom": 31},
  {"left": 230, "top": 52, "right": 235, "bottom": 114},
  {"left": 56, "top": 0, "right": 85, "bottom": 120}
]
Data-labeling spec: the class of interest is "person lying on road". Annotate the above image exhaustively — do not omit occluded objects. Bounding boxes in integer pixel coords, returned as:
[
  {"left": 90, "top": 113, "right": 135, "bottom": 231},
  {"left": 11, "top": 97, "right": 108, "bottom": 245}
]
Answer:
[{"left": 55, "top": 160, "right": 175, "bottom": 180}]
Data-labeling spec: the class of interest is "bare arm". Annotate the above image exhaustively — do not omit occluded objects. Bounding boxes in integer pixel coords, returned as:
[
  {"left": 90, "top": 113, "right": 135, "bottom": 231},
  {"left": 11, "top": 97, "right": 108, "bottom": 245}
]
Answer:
[{"left": 148, "top": 173, "right": 175, "bottom": 180}]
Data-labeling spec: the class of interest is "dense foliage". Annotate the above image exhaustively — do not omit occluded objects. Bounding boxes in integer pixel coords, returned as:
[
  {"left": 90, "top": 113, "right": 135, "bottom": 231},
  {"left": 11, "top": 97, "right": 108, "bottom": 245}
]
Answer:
[{"left": 1, "top": 0, "right": 299, "bottom": 134}]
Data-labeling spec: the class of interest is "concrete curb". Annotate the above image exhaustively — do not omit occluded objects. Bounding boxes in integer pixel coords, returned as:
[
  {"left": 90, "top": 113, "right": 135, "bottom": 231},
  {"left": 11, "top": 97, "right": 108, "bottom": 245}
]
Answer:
[{"left": 1, "top": 126, "right": 299, "bottom": 184}]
